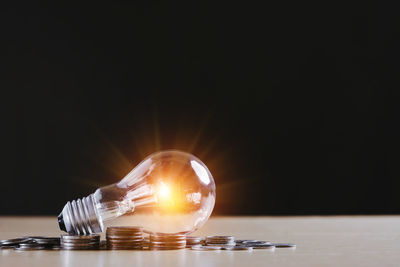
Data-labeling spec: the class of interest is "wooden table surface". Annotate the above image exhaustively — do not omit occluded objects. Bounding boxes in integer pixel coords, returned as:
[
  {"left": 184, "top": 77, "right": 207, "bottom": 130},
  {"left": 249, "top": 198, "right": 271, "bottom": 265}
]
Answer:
[{"left": 1, "top": 216, "right": 399, "bottom": 266}]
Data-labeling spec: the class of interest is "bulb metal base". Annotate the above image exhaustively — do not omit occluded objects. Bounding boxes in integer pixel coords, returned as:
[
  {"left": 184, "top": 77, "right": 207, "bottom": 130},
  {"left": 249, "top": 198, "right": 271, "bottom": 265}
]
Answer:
[{"left": 58, "top": 194, "right": 103, "bottom": 235}]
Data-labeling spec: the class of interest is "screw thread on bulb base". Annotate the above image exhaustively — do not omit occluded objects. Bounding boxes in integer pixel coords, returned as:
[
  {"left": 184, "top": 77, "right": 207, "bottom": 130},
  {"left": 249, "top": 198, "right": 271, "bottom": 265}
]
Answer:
[{"left": 58, "top": 194, "right": 103, "bottom": 235}]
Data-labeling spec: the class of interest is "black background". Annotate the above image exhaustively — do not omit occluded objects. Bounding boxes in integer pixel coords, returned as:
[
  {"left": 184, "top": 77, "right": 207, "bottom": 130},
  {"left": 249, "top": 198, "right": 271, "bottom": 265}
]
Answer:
[{"left": 1, "top": 2, "right": 399, "bottom": 215}]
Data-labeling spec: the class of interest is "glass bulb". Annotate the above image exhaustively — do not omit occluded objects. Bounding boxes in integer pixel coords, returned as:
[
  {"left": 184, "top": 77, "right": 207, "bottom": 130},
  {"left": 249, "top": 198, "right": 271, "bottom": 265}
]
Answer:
[{"left": 58, "top": 150, "right": 216, "bottom": 235}]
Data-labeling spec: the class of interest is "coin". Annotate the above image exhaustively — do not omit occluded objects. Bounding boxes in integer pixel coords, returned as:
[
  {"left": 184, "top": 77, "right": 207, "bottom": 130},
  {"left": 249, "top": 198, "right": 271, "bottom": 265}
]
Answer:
[
  {"left": 224, "top": 246, "right": 253, "bottom": 251},
  {"left": 205, "top": 236, "right": 235, "bottom": 246},
  {"left": 106, "top": 235, "right": 143, "bottom": 239},
  {"left": 28, "top": 237, "right": 60, "bottom": 245},
  {"left": 239, "top": 240, "right": 271, "bottom": 245},
  {"left": 0, "top": 238, "right": 31, "bottom": 246},
  {"left": 272, "top": 243, "right": 296, "bottom": 248},
  {"left": 250, "top": 244, "right": 276, "bottom": 249},
  {"left": 149, "top": 234, "right": 186, "bottom": 250},
  {"left": 186, "top": 236, "right": 202, "bottom": 247},
  {"left": 61, "top": 234, "right": 100, "bottom": 250},
  {"left": 235, "top": 239, "right": 255, "bottom": 243},
  {"left": 107, "top": 226, "right": 143, "bottom": 231},
  {"left": 61, "top": 234, "right": 100, "bottom": 241},
  {"left": 206, "top": 236, "right": 234, "bottom": 241},
  {"left": 106, "top": 226, "right": 144, "bottom": 250},
  {"left": 186, "top": 236, "right": 202, "bottom": 241},
  {"left": 61, "top": 242, "right": 99, "bottom": 248},
  {"left": 150, "top": 236, "right": 185, "bottom": 241},
  {"left": 150, "top": 242, "right": 186, "bottom": 246},
  {"left": 18, "top": 243, "right": 43, "bottom": 248},
  {"left": 206, "top": 242, "right": 236, "bottom": 246}
]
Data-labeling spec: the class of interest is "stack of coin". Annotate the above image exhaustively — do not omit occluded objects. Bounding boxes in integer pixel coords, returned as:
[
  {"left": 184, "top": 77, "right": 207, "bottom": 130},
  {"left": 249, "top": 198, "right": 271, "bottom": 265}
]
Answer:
[
  {"left": 27, "top": 236, "right": 60, "bottom": 249},
  {"left": 0, "top": 238, "right": 31, "bottom": 250},
  {"left": 106, "top": 226, "right": 143, "bottom": 250},
  {"left": 150, "top": 234, "right": 186, "bottom": 250},
  {"left": 185, "top": 236, "right": 203, "bottom": 248},
  {"left": 205, "top": 236, "right": 236, "bottom": 247},
  {"left": 60, "top": 234, "right": 100, "bottom": 250},
  {"left": 0, "top": 237, "right": 61, "bottom": 251}
]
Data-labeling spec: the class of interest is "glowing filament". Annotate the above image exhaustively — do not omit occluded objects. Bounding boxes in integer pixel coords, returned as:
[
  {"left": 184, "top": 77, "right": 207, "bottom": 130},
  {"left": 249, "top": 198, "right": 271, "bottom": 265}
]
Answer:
[{"left": 157, "top": 182, "right": 171, "bottom": 200}]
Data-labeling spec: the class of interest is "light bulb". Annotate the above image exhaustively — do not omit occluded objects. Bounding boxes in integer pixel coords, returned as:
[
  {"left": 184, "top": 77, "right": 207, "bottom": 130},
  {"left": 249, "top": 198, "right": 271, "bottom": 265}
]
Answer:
[{"left": 58, "top": 150, "right": 216, "bottom": 235}]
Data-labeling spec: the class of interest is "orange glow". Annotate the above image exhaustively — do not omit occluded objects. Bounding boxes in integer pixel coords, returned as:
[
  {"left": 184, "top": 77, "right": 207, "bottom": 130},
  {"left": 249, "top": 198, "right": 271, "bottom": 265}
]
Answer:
[
  {"left": 156, "top": 181, "right": 184, "bottom": 212},
  {"left": 157, "top": 182, "right": 171, "bottom": 200}
]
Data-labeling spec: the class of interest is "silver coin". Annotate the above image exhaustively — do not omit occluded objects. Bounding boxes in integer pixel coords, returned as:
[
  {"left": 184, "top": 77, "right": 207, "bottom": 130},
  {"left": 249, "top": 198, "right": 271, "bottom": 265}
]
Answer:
[
  {"left": 29, "top": 237, "right": 60, "bottom": 245},
  {"left": 19, "top": 243, "right": 43, "bottom": 248},
  {"left": 224, "top": 246, "right": 253, "bottom": 251},
  {"left": 235, "top": 239, "right": 254, "bottom": 243},
  {"left": 206, "top": 243, "right": 236, "bottom": 247},
  {"left": 272, "top": 243, "right": 296, "bottom": 248},
  {"left": 241, "top": 241, "right": 271, "bottom": 246},
  {"left": 250, "top": 244, "right": 276, "bottom": 249},
  {"left": 191, "top": 245, "right": 222, "bottom": 251},
  {"left": 240, "top": 240, "right": 271, "bottom": 245},
  {"left": 18, "top": 240, "right": 37, "bottom": 245},
  {"left": 0, "top": 238, "right": 31, "bottom": 245}
]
